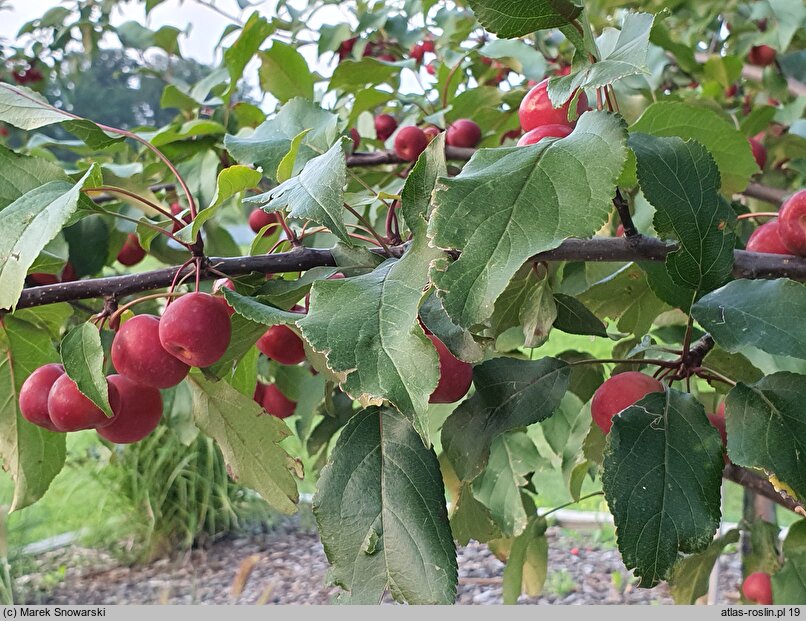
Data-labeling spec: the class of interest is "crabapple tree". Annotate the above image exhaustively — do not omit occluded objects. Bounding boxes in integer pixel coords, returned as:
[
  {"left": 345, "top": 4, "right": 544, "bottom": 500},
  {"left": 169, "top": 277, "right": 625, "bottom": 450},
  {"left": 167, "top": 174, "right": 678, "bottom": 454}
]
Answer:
[{"left": 0, "top": 0, "right": 805, "bottom": 607}]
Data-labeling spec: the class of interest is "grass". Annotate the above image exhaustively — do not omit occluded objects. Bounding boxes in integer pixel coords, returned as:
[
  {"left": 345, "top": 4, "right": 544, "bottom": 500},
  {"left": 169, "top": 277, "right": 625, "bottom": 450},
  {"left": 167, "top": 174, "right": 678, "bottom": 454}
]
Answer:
[{"left": 0, "top": 431, "right": 122, "bottom": 550}]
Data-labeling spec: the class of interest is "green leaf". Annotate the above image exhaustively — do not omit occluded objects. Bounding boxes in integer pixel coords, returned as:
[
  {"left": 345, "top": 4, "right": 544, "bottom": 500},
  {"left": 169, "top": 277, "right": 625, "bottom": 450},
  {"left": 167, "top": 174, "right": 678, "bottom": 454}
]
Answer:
[
  {"left": 773, "top": 521, "right": 806, "bottom": 604},
  {"left": 540, "top": 392, "right": 589, "bottom": 462},
  {"left": 693, "top": 279, "right": 806, "bottom": 361},
  {"left": 745, "top": 518, "right": 783, "bottom": 575},
  {"left": 298, "top": 237, "right": 442, "bottom": 440},
  {"left": 188, "top": 165, "right": 261, "bottom": 239},
  {"left": 429, "top": 111, "right": 627, "bottom": 328},
  {"left": 630, "top": 133, "right": 736, "bottom": 294},
  {"left": 329, "top": 58, "right": 401, "bottom": 91},
  {"left": 580, "top": 263, "right": 670, "bottom": 336},
  {"left": 725, "top": 372, "right": 806, "bottom": 502},
  {"left": 276, "top": 128, "right": 311, "bottom": 183},
  {"left": 442, "top": 357, "right": 570, "bottom": 482},
  {"left": 63, "top": 216, "right": 109, "bottom": 277},
  {"left": 703, "top": 55, "right": 743, "bottom": 89},
  {"left": 467, "top": 0, "right": 581, "bottom": 38},
  {"left": 62, "top": 119, "right": 124, "bottom": 150},
  {"left": 223, "top": 12, "right": 274, "bottom": 100},
  {"left": 768, "top": 0, "right": 806, "bottom": 51},
  {"left": 203, "top": 313, "right": 267, "bottom": 380},
  {"left": 60, "top": 323, "right": 113, "bottom": 418},
  {"left": 116, "top": 21, "right": 179, "bottom": 53},
  {"left": 450, "top": 482, "right": 503, "bottom": 546},
  {"left": 558, "top": 350, "right": 605, "bottom": 404},
  {"left": 553, "top": 293, "right": 608, "bottom": 337},
  {"left": 479, "top": 40, "right": 547, "bottom": 81},
  {"left": 702, "top": 348, "right": 764, "bottom": 387},
  {"left": 188, "top": 372, "right": 299, "bottom": 514},
  {"left": 0, "top": 317, "right": 67, "bottom": 511},
  {"left": 313, "top": 407, "right": 457, "bottom": 604},
  {"left": 224, "top": 98, "right": 338, "bottom": 182},
  {"left": 501, "top": 515, "right": 549, "bottom": 604},
  {"left": 0, "top": 166, "right": 98, "bottom": 310},
  {"left": 603, "top": 389, "right": 724, "bottom": 587},
  {"left": 0, "top": 83, "right": 70, "bottom": 130},
  {"left": 473, "top": 431, "right": 541, "bottom": 537},
  {"left": 649, "top": 21, "right": 697, "bottom": 74},
  {"left": 669, "top": 529, "right": 740, "bottom": 604},
  {"left": 547, "top": 13, "right": 654, "bottom": 106},
  {"left": 640, "top": 260, "right": 697, "bottom": 311},
  {"left": 258, "top": 42, "right": 314, "bottom": 103},
  {"left": 630, "top": 102, "right": 759, "bottom": 195},
  {"left": 490, "top": 264, "right": 556, "bottom": 348},
  {"left": 400, "top": 133, "right": 447, "bottom": 236},
  {"left": 418, "top": 293, "right": 483, "bottom": 364},
  {"left": 740, "top": 106, "right": 778, "bottom": 138},
  {"left": 245, "top": 139, "right": 350, "bottom": 244},
  {"left": 0, "top": 145, "right": 68, "bottom": 211},
  {"left": 223, "top": 289, "right": 300, "bottom": 325},
  {"left": 149, "top": 119, "right": 226, "bottom": 148}
]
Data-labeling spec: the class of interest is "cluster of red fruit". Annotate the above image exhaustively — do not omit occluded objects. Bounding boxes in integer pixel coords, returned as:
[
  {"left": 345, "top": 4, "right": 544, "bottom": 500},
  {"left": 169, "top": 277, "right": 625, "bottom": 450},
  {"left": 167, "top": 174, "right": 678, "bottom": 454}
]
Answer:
[
  {"left": 377, "top": 114, "right": 482, "bottom": 163},
  {"left": 516, "top": 78, "right": 588, "bottom": 146},
  {"left": 746, "top": 190, "right": 806, "bottom": 257},
  {"left": 19, "top": 291, "right": 233, "bottom": 443}
]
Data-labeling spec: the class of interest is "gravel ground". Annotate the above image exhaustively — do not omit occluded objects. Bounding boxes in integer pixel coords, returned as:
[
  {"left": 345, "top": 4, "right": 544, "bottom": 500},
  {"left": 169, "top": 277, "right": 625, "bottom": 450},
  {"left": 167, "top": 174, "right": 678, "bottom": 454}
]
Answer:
[{"left": 16, "top": 521, "right": 743, "bottom": 605}]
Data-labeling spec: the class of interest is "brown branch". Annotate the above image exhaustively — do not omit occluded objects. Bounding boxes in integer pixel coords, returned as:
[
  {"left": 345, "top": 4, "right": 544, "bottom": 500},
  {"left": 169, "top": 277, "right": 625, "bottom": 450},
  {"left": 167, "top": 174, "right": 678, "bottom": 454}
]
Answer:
[
  {"left": 345, "top": 146, "right": 475, "bottom": 168},
  {"left": 723, "top": 464, "right": 805, "bottom": 516},
  {"left": 743, "top": 183, "right": 789, "bottom": 206},
  {"left": 613, "top": 189, "right": 638, "bottom": 237},
  {"left": 9, "top": 237, "right": 806, "bottom": 311}
]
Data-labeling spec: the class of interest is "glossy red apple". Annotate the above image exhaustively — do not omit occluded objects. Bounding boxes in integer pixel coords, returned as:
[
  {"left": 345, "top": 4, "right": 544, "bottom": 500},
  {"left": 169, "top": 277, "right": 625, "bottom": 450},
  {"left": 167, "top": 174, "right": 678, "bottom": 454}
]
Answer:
[
  {"left": 590, "top": 372, "right": 664, "bottom": 434},
  {"left": 777, "top": 190, "right": 806, "bottom": 256},
  {"left": 517, "top": 124, "right": 572, "bottom": 146},
  {"left": 97, "top": 374, "right": 162, "bottom": 444},
  {"left": 518, "top": 79, "right": 588, "bottom": 131},
  {"left": 117, "top": 233, "right": 146, "bottom": 266},
  {"left": 47, "top": 374, "right": 118, "bottom": 432},
  {"left": 423, "top": 126, "right": 441, "bottom": 141},
  {"left": 337, "top": 37, "right": 357, "bottom": 61},
  {"left": 260, "top": 383, "right": 297, "bottom": 419},
  {"left": 375, "top": 114, "right": 398, "bottom": 141},
  {"left": 248, "top": 208, "right": 280, "bottom": 236},
  {"left": 428, "top": 334, "right": 473, "bottom": 404},
  {"left": 748, "top": 45, "right": 776, "bottom": 67},
  {"left": 394, "top": 126, "right": 428, "bottom": 162},
  {"left": 746, "top": 220, "right": 791, "bottom": 255},
  {"left": 170, "top": 202, "right": 192, "bottom": 234},
  {"left": 27, "top": 272, "right": 59, "bottom": 286},
  {"left": 111, "top": 314, "right": 190, "bottom": 388},
  {"left": 350, "top": 128, "right": 360, "bottom": 151},
  {"left": 159, "top": 292, "right": 232, "bottom": 368},
  {"left": 446, "top": 119, "right": 482, "bottom": 148},
  {"left": 256, "top": 325, "right": 306, "bottom": 365},
  {"left": 61, "top": 262, "right": 77, "bottom": 282},
  {"left": 19, "top": 363, "right": 65, "bottom": 431},
  {"left": 743, "top": 572, "right": 773, "bottom": 605},
  {"left": 707, "top": 402, "right": 727, "bottom": 447},
  {"left": 749, "top": 137, "right": 766, "bottom": 170}
]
